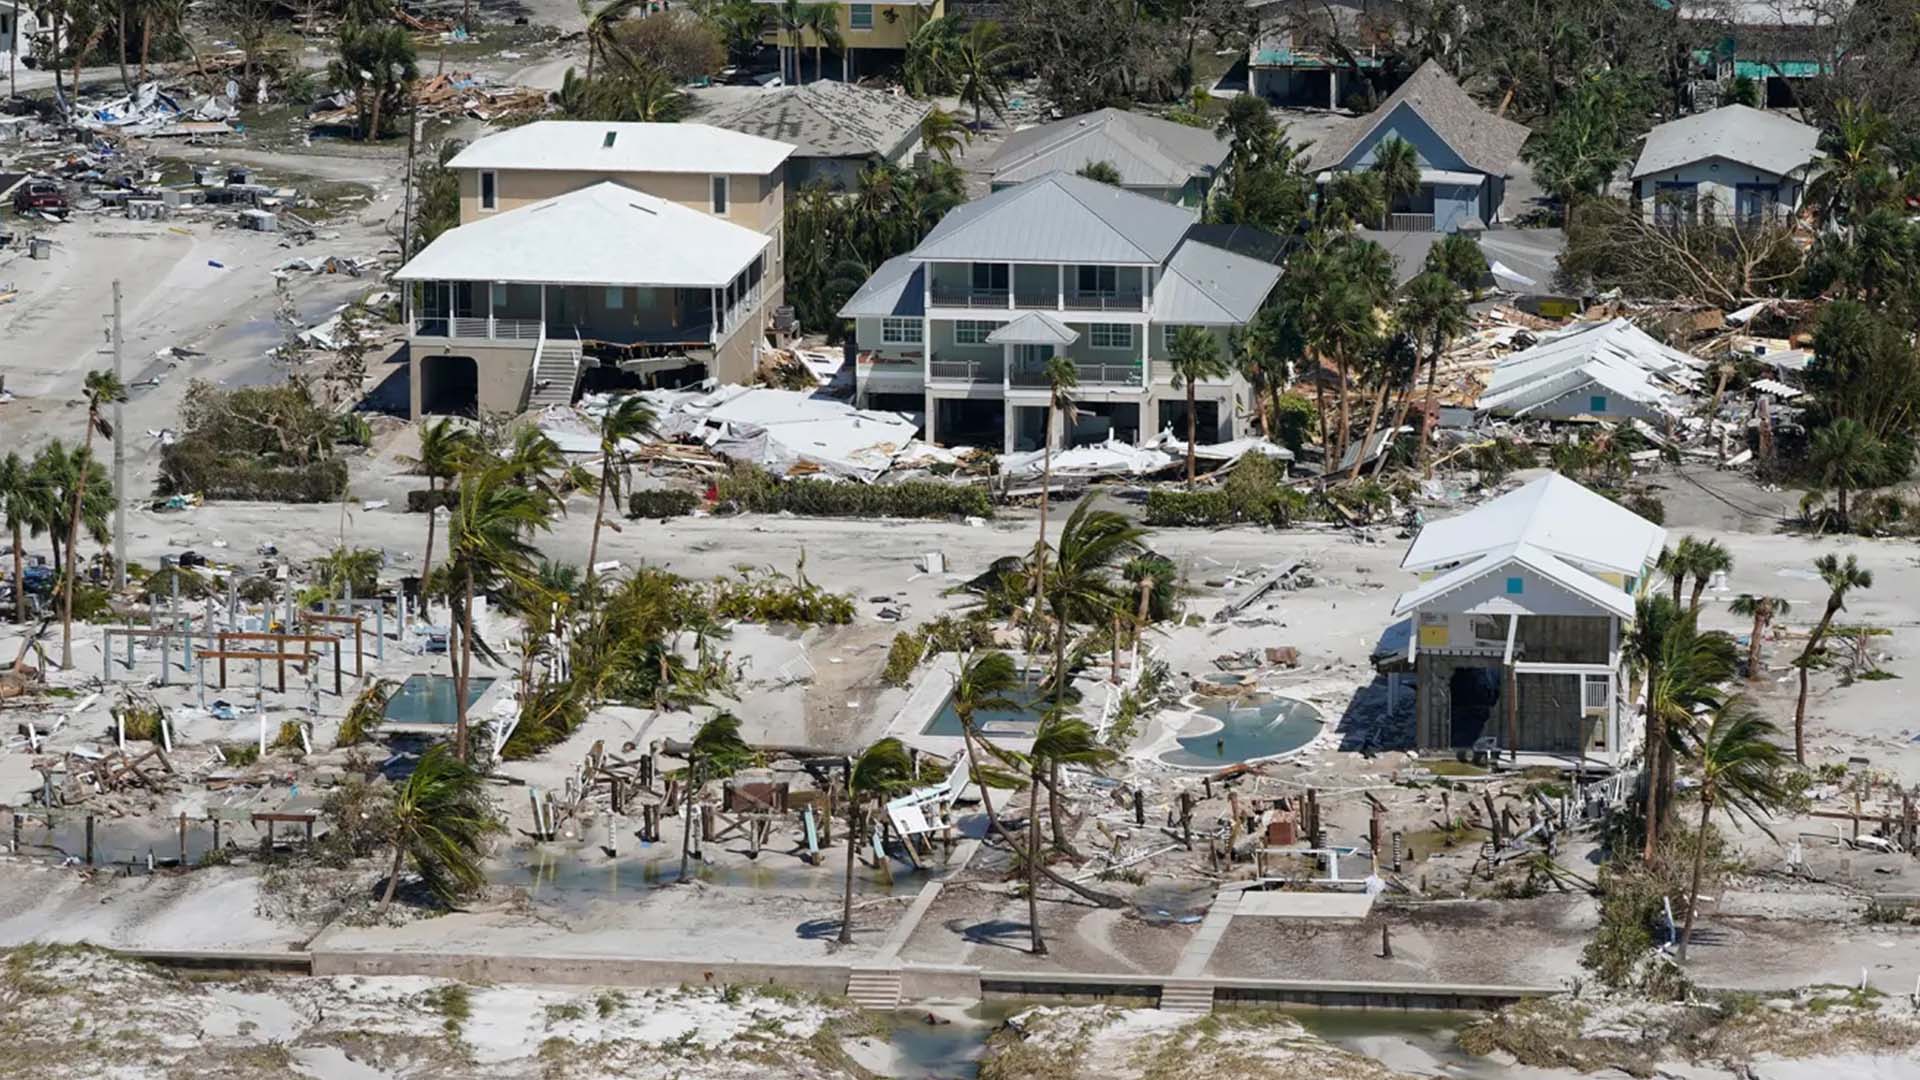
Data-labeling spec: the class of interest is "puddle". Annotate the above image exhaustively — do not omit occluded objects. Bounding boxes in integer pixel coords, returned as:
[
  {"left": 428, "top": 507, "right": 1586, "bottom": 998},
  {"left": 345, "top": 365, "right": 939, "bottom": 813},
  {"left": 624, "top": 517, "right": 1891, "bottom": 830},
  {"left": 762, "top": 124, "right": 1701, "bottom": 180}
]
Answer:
[
  {"left": 385, "top": 674, "right": 494, "bottom": 726},
  {"left": 13, "top": 818, "right": 229, "bottom": 870},
  {"left": 1159, "top": 694, "right": 1322, "bottom": 769},
  {"left": 880, "top": 1002, "right": 1028, "bottom": 1078}
]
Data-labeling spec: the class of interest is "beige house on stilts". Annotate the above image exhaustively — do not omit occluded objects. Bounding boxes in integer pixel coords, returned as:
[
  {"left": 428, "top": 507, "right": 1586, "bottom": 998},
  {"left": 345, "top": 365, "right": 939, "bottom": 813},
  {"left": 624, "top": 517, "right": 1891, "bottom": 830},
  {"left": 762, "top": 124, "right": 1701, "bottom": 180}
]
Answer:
[{"left": 395, "top": 121, "right": 796, "bottom": 419}]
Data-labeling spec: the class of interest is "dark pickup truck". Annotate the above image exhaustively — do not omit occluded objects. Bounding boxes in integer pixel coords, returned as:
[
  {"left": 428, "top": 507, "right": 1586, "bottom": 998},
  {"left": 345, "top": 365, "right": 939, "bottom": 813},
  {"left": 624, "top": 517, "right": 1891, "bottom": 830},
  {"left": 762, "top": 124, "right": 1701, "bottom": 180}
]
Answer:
[{"left": 12, "top": 179, "right": 69, "bottom": 217}]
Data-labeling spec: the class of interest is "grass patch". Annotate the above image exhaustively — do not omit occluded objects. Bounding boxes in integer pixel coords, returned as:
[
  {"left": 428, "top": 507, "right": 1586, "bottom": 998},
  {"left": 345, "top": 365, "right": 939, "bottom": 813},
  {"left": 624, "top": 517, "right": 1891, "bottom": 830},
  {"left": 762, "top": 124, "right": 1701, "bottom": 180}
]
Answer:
[
  {"left": 1424, "top": 760, "right": 1489, "bottom": 777},
  {"left": 421, "top": 983, "right": 472, "bottom": 1035}
]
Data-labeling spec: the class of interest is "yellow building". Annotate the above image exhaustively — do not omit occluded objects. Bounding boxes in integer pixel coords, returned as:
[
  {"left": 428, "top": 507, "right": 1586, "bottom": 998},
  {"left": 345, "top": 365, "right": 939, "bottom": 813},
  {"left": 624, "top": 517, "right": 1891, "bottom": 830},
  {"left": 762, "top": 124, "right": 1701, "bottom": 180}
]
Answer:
[{"left": 759, "top": 1, "right": 944, "bottom": 82}]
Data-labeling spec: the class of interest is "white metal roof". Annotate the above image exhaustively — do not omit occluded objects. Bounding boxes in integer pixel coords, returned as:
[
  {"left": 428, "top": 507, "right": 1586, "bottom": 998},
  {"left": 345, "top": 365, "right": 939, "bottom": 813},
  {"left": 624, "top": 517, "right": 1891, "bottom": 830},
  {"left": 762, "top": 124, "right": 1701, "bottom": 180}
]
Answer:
[
  {"left": 1151, "top": 239, "right": 1284, "bottom": 324},
  {"left": 1391, "top": 540, "right": 1638, "bottom": 619},
  {"left": 988, "top": 312, "right": 1080, "bottom": 346},
  {"left": 448, "top": 121, "right": 795, "bottom": 175},
  {"left": 912, "top": 171, "right": 1198, "bottom": 266},
  {"left": 393, "top": 181, "right": 770, "bottom": 288},
  {"left": 1631, "top": 104, "right": 1821, "bottom": 180},
  {"left": 1479, "top": 319, "right": 1700, "bottom": 414},
  {"left": 1400, "top": 472, "right": 1667, "bottom": 579}
]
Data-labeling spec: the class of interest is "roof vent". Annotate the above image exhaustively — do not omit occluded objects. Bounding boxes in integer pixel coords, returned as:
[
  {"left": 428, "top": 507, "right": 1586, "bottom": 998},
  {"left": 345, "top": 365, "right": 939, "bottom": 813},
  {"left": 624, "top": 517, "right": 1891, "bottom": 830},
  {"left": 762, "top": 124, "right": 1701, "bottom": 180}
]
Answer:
[{"left": 603, "top": 131, "right": 617, "bottom": 148}]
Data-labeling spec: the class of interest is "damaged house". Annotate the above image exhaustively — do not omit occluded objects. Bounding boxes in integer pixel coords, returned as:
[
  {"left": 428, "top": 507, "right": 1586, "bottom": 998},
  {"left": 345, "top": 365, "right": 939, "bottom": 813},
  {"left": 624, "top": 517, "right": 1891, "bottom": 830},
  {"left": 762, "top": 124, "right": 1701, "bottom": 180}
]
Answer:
[
  {"left": 1389, "top": 473, "right": 1665, "bottom": 766},
  {"left": 394, "top": 122, "right": 796, "bottom": 418},
  {"left": 836, "top": 172, "right": 1283, "bottom": 451},
  {"left": 1477, "top": 318, "right": 1703, "bottom": 422}
]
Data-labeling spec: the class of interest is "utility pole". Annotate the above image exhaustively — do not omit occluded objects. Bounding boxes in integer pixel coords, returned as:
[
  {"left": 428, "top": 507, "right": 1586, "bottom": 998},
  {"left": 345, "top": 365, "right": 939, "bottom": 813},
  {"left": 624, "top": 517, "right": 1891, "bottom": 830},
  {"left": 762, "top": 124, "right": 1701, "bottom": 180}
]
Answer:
[
  {"left": 112, "top": 279, "right": 125, "bottom": 589},
  {"left": 399, "top": 103, "right": 420, "bottom": 261}
]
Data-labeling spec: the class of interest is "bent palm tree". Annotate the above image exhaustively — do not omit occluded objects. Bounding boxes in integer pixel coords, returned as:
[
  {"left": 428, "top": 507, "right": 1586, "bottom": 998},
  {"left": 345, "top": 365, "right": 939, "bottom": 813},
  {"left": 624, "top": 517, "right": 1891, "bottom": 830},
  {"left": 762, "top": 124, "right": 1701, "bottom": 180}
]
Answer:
[
  {"left": 1020, "top": 708, "right": 1116, "bottom": 955},
  {"left": 678, "top": 711, "right": 753, "bottom": 883},
  {"left": 1030, "top": 357, "right": 1079, "bottom": 617},
  {"left": 838, "top": 737, "right": 915, "bottom": 944},
  {"left": 920, "top": 107, "right": 970, "bottom": 164},
  {"left": 1390, "top": 271, "right": 1466, "bottom": 478},
  {"left": 950, "top": 649, "right": 1023, "bottom": 839},
  {"left": 0, "top": 453, "right": 40, "bottom": 624},
  {"left": 444, "top": 463, "right": 552, "bottom": 760},
  {"left": 950, "top": 19, "right": 1013, "bottom": 129},
  {"left": 1730, "top": 593, "right": 1790, "bottom": 683},
  {"left": 1677, "top": 698, "right": 1788, "bottom": 961},
  {"left": 62, "top": 370, "right": 126, "bottom": 669},
  {"left": 402, "top": 418, "right": 477, "bottom": 583},
  {"left": 378, "top": 744, "right": 502, "bottom": 915},
  {"left": 1166, "top": 328, "right": 1230, "bottom": 482},
  {"left": 1628, "top": 595, "right": 1737, "bottom": 859},
  {"left": 586, "top": 395, "right": 657, "bottom": 589},
  {"left": 1793, "top": 554, "right": 1872, "bottom": 764}
]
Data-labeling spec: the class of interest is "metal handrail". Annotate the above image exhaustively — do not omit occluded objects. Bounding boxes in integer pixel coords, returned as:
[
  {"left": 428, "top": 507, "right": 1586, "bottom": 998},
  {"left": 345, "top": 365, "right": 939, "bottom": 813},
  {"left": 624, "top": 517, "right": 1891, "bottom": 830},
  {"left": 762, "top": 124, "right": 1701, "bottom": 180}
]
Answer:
[
  {"left": 1061, "top": 293, "right": 1145, "bottom": 312},
  {"left": 930, "top": 287, "right": 1011, "bottom": 308}
]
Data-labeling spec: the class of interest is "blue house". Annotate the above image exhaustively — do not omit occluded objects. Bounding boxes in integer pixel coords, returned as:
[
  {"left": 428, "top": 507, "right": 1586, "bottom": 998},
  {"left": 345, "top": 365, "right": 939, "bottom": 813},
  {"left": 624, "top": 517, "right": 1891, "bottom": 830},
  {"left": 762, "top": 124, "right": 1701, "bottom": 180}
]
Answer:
[{"left": 1309, "top": 59, "right": 1531, "bottom": 234}]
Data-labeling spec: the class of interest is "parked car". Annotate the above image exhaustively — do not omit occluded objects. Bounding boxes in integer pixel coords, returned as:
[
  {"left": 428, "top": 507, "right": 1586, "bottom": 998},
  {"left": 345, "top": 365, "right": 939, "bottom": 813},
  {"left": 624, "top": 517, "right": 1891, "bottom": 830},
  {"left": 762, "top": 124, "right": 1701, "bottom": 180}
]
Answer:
[{"left": 12, "top": 180, "right": 68, "bottom": 217}]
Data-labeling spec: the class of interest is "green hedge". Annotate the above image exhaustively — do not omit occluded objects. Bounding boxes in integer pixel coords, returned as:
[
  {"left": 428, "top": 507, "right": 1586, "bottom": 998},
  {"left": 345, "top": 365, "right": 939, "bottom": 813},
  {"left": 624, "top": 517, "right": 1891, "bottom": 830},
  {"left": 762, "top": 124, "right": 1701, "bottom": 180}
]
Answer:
[
  {"left": 159, "top": 441, "right": 348, "bottom": 503},
  {"left": 1144, "top": 454, "right": 1308, "bottom": 528},
  {"left": 717, "top": 466, "right": 990, "bottom": 520},
  {"left": 628, "top": 489, "right": 701, "bottom": 519},
  {"left": 406, "top": 488, "right": 460, "bottom": 513},
  {"left": 1144, "top": 489, "right": 1235, "bottom": 526}
]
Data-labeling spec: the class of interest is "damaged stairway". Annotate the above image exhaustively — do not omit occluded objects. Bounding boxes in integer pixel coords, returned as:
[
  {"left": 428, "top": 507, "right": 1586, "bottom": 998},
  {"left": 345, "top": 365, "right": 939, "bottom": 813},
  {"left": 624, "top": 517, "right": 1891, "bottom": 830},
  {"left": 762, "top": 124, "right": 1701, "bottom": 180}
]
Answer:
[
  {"left": 1158, "top": 978, "right": 1216, "bottom": 1014},
  {"left": 845, "top": 965, "right": 904, "bottom": 1010},
  {"left": 529, "top": 334, "right": 584, "bottom": 409}
]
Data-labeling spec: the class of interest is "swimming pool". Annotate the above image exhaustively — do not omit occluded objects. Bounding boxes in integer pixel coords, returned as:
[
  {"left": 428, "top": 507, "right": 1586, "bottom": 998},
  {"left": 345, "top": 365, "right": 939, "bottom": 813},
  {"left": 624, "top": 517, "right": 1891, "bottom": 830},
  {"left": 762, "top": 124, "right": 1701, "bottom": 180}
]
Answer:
[
  {"left": 384, "top": 674, "right": 496, "bottom": 726},
  {"left": 1159, "top": 693, "right": 1322, "bottom": 769},
  {"left": 919, "top": 682, "right": 1049, "bottom": 739}
]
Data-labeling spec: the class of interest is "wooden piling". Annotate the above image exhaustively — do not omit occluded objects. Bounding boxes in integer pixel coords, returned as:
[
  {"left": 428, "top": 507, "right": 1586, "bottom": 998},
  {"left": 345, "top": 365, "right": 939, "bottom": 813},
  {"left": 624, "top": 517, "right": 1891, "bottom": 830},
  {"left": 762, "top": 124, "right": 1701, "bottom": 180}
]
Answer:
[
  {"left": 178, "top": 813, "right": 187, "bottom": 866},
  {"left": 84, "top": 816, "right": 95, "bottom": 866}
]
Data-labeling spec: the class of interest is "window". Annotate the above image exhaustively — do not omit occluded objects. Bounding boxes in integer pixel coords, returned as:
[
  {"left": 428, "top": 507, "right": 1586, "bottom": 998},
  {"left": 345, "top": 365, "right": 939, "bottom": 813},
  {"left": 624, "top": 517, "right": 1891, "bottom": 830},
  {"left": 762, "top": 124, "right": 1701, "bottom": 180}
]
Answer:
[
  {"left": 1505, "top": 577, "right": 1525, "bottom": 595},
  {"left": 605, "top": 287, "right": 624, "bottom": 310},
  {"left": 970, "top": 263, "right": 1008, "bottom": 292},
  {"left": 479, "top": 170, "right": 497, "bottom": 211},
  {"left": 849, "top": 3, "right": 873, "bottom": 29},
  {"left": 1089, "top": 324, "right": 1132, "bottom": 350},
  {"left": 954, "top": 320, "right": 995, "bottom": 345},
  {"left": 1076, "top": 265, "right": 1118, "bottom": 295},
  {"left": 881, "top": 317, "right": 922, "bottom": 345},
  {"left": 1589, "top": 394, "right": 1608, "bottom": 413},
  {"left": 711, "top": 175, "right": 730, "bottom": 214},
  {"left": 489, "top": 283, "right": 507, "bottom": 309},
  {"left": 1652, "top": 181, "right": 1697, "bottom": 226}
]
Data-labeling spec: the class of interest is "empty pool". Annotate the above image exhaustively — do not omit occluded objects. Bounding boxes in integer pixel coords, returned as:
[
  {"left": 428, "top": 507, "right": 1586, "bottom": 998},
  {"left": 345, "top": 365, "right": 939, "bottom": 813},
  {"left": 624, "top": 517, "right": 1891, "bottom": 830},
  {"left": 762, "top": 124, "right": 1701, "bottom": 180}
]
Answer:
[
  {"left": 920, "top": 682, "right": 1048, "bottom": 739},
  {"left": 1159, "top": 694, "right": 1322, "bottom": 769},
  {"left": 384, "top": 674, "right": 496, "bottom": 727}
]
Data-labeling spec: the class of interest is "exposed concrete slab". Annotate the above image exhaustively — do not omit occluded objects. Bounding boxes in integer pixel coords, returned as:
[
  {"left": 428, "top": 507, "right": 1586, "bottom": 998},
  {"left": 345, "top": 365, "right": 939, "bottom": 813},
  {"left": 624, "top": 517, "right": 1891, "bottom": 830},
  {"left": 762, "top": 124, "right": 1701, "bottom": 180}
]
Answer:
[{"left": 1235, "top": 890, "right": 1378, "bottom": 919}]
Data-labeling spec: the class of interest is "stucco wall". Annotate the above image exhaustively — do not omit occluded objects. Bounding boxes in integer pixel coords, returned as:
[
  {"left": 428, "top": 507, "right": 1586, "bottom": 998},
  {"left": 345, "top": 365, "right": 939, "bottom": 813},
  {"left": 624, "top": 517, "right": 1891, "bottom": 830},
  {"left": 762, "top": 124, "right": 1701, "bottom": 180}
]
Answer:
[
  {"left": 1520, "top": 379, "right": 1663, "bottom": 422},
  {"left": 458, "top": 168, "right": 783, "bottom": 233},
  {"left": 760, "top": 1, "right": 941, "bottom": 52},
  {"left": 1633, "top": 156, "right": 1803, "bottom": 221},
  {"left": 409, "top": 339, "right": 537, "bottom": 420}
]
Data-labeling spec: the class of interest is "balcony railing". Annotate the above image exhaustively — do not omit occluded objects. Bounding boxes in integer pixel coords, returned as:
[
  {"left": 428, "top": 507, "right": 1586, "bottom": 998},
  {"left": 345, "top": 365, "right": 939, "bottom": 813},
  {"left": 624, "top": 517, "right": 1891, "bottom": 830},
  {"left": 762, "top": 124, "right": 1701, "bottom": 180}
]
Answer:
[
  {"left": 1061, "top": 292, "right": 1146, "bottom": 312},
  {"left": 928, "top": 358, "right": 1004, "bottom": 383},
  {"left": 1386, "top": 213, "right": 1435, "bottom": 232},
  {"left": 1010, "top": 362, "right": 1143, "bottom": 388},
  {"left": 413, "top": 316, "right": 544, "bottom": 340},
  {"left": 930, "top": 285, "right": 1011, "bottom": 308}
]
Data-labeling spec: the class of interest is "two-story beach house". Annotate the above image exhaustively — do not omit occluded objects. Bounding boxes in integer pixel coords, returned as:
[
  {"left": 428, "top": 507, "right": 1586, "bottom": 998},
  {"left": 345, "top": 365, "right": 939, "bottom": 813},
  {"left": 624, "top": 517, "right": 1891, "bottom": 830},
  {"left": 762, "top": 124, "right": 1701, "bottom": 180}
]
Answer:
[
  {"left": 1388, "top": 473, "right": 1666, "bottom": 766},
  {"left": 394, "top": 121, "right": 795, "bottom": 419},
  {"left": 759, "top": 0, "right": 943, "bottom": 83},
  {"left": 837, "top": 172, "right": 1283, "bottom": 451},
  {"left": 1310, "top": 59, "right": 1530, "bottom": 233}
]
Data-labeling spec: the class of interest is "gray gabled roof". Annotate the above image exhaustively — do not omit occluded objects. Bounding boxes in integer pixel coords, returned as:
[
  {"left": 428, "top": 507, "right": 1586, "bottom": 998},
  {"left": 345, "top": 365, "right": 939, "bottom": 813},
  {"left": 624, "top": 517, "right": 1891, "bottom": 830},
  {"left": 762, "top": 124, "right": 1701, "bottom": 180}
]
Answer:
[
  {"left": 912, "top": 172, "right": 1198, "bottom": 266},
  {"left": 699, "top": 81, "right": 931, "bottom": 161},
  {"left": 837, "top": 254, "right": 924, "bottom": 319},
  {"left": 1151, "top": 240, "right": 1283, "bottom": 324},
  {"left": 987, "top": 108, "right": 1230, "bottom": 189},
  {"left": 1312, "top": 59, "right": 1531, "bottom": 177},
  {"left": 988, "top": 312, "right": 1080, "bottom": 346},
  {"left": 1631, "top": 104, "right": 1821, "bottom": 180}
]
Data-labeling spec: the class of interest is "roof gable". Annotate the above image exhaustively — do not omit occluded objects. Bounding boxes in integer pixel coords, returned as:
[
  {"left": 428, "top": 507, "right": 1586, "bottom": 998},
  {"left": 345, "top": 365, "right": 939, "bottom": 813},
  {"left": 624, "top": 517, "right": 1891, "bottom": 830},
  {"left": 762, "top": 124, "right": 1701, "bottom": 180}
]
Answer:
[
  {"left": 1400, "top": 472, "right": 1667, "bottom": 579},
  {"left": 1392, "top": 542, "right": 1636, "bottom": 619},
  {"left": 1312, "top": 59, "right": 1530, "bottom": 177},
  {"left": 988, "top": 108, "right": 1229, "bottom": 188},
  {"left": 1631, "top": 104, "right": 1821, "bottom": 180}
]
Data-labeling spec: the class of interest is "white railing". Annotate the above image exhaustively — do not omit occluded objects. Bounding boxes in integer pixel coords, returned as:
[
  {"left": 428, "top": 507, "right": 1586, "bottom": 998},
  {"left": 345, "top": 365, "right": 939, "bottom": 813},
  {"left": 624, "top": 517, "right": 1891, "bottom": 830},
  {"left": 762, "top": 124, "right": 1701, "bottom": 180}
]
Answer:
[
  {"left": 413, "top": 316, "right": 543, "bottom": 341},
  {"left": 1387, "top": 213, "right": 1436, "bottom": 232}
]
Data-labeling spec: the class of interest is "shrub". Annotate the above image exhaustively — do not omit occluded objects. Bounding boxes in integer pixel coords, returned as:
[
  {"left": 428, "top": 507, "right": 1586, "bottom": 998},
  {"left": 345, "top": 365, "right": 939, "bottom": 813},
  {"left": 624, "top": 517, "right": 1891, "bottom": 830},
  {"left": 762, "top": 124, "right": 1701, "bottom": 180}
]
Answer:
[
  {"left": 716, "top": 465, "right": 989, "bottom": 520},
  {"left": 1144, "top": 488, "right": 1234, "bottom": 526},
  {"left": 160, "top": 442, "right": 348, "bottom": 502},
  {"left": 406, "top": 488, "right": 460, "bottom": 513},
  {"left": 882, "top": 631, "right": 926, "bottom": 686},
  {"left": 628, "top": 489, "right": 700, "bottom": 519},
  {"left": 921, "top": 611, "right": 997, "bottom": 653},
  {"left": 1145, "top": 453, "right": 1305, "bottom": 528},
  {"left": 158, "top": 380, "right": 347, "bottom": 502},
  {"left": 710, "top": 571, "right": 855, "bottom": 625}
]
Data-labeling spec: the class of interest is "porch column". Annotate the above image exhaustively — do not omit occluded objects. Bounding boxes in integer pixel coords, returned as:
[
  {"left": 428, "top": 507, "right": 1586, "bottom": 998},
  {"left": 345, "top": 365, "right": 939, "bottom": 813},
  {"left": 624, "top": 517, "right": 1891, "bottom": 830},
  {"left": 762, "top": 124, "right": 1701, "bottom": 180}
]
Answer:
[
  {"left": 924, "top": 389, "right": 938, "bottom": 445},
  {"left": 485, "top": 280, "right": 495, "bottom": 339},
  {"left": 1007, "top": 263, "right": 1014, "bottom": 309},
  {"left": 445, "top": 282, "right": 457, "bottom": 337},
  {"left": 1056, "top": 264, "right": 1064, "bottom": 312},
  {"left": 1504, "top": 614, "right": 1521, "bottom": 763},
  {"left": 1329, "top": 69, "right": 1339, "bottom": 110},
  {"left": 539, "top": 283, "right": 547, "bottom": 336}
]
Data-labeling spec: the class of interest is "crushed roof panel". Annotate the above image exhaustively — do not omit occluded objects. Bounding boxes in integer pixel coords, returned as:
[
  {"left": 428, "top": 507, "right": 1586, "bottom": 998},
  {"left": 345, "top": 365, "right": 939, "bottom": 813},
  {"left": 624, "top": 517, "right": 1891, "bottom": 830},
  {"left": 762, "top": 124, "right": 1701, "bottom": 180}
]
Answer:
[{"left": 698, "top": 81, "right": 930, "bottom": 160}]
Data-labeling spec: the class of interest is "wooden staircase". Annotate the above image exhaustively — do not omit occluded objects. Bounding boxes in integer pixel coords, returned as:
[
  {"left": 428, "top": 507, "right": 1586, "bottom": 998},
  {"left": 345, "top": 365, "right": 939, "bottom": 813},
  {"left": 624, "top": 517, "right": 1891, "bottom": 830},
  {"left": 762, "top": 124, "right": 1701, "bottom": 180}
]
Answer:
[
  {"left": 528, "top": 333, "right": 583, "bottom": 409},
  {"left": 845, "top": 965, "right": 903, "bottom": 1010},
  {"left": 1158, "top": 978, "right": 1215, "bottom": 1014}
]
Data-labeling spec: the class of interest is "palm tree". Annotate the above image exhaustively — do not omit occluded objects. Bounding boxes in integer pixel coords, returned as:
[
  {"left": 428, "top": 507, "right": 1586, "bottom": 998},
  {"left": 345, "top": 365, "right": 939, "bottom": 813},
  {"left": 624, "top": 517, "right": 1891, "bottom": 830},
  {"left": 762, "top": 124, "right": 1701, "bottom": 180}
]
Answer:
[
  {"left": 401, "top": 418, "right": 476, "bottom": 583},
  {"left": 1389, "top": 272, "right": 1467, "bottom": 479},
  {"left": 1424, "top": 232, "right": 1488, "bottom": 295},
  {"left": 902, "top": 14, "right": 959, "bottom": 96},
  {"left": 949, "top": 649, "right": 1023, "bottom": 840},
  {"left": 949, "top": 19, "right": 1013, "bottom": 129},
  {"left": 1793, "top": 553, "right": 1872, "bottom": 765},
  {"left": 1298, "top": 277, "right": 1377, "bottom": 472},
  {"left": 800, "top": 1, "right": 841, "bottom": 83},
  {"left": 1030, "top": 356, "right": 1079, "bottom": 617},
  {"left": 1685, "top": 539, "right": 1733, "bottom": 613},
  {"left": 444, "top": 462, "right": 552, "bottom": 760},
  {"left": 1166, "top": 328, "right": 1230, "bottom": 482},
  {"left": 920, "top": 107, "right": 970, "bottom": 165},
  {"left": 678, "top": 711, "right": 753, "bottom": 883},
  {"left": 579, "top": 0, "right": 644, "bottom": 84},
  {"left": 1658, "top": 538, "right": 1697, "bottom": 603},
  {"left": 1730, "top": 593, "right": 1790, "bottom": 683},
  {"left": 1628, "top": 595, "right": 1737, "bottom": 859},
  {"left": 838, "top": 737, "right": 916, "bottom": 944},
  {"left": 329, "top": 23, "right": 418, "bottom": 143},
  {"left": 1229, "top": 306, "right": 1299, "bottom": 442},
  {"left": 1020, "top": 708, "right": 1117, "bottom": 955},
  {"left": 772, "top": 0, "right": 812, "bottom": 85},
  {"left": 376, "top": 744, "right": 502, "bottom": 915},
  {"left": 706, "top": 0, "right": 769, "bottom": 69},
  {"left": 586, "top": 395, "right": 657, "bottom": 589},
  {"left": 0, "top": 453, "right": 39, "bottom": 623},
  {"left": 1676, "top": 698, "right": 1789, "bottom": 961},
  {"left": 1807, "top": 419, "right": 1883, "bottom": 533},
  {"left": 1804, "top": 98, "right": 1891, "bottom": 230},
  {"left": 61, "top": 370, "right": 125, "bottom": 669},
  {"left": 1368, "top": 137, "right": 1420, "bottom": 228},
  {"left": 28, "top": 442, "right": 107, "bottom": 581}
]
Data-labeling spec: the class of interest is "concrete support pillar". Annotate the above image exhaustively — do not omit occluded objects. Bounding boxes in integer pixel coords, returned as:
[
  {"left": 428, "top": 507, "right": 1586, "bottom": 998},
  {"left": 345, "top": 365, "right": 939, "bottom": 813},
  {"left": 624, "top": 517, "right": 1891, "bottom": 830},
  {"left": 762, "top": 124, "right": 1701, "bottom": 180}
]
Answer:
[
  {"left": 1056, "top": 264, "right": 1064, "bottom": 311},
  {"left": 923, "top": 390, "right": 938, "bottom": 446},
  {"left": 1003, "top": 402, "right": 1017, "bottom": 455},
  {"left": 486, "top": 279, "right": 495, "bottom": 338},
  {"left": 1329, "top": 69, "right": 1339, "bottom": 110}
]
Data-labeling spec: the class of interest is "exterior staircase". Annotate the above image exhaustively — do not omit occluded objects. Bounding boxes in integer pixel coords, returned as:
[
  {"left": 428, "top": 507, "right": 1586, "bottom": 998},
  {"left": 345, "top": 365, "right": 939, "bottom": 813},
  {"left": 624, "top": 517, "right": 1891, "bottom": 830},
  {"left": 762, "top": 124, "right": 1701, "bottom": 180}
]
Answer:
[
  {"left": 528, "top": 332, "right": 583, "bottom": 409},
  {"left": 845, "top": 965, "right": 903, "bottom": 1010},
  {"left": 1158, "top": 978, "right": 1216, "bottom": 1014}
]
